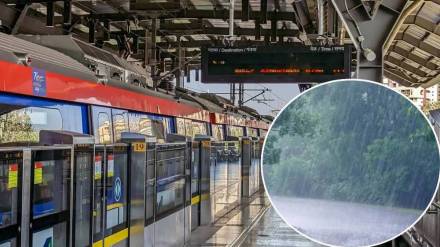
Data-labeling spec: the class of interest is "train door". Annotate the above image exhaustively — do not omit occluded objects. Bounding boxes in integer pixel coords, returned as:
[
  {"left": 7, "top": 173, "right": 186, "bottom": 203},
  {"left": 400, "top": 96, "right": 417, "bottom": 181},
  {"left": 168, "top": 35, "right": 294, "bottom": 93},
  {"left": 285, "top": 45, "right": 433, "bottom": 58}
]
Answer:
[
  {"left": 0, "top": 149, "right": 23, "bottom": 247},
  {"left": 92, "top": 144, "right": 129, "bottom": 247},
  {"left": 30, "top": 147, "right": 71, "bottom": 247}
]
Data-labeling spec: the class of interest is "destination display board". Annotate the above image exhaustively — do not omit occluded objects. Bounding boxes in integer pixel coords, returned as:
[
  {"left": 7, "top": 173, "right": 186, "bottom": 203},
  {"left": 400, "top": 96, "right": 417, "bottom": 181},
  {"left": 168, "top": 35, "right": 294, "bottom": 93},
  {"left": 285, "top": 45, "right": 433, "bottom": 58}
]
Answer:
[{"left": 201, "top": 45, "right": 352, "bottom": 83}]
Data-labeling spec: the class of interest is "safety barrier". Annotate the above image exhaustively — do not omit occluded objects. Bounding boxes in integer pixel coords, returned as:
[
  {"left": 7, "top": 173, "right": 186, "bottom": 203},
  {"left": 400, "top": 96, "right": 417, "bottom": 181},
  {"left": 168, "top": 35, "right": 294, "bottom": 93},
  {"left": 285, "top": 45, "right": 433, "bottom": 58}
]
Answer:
[{"left": 0, "top": 131, "right": 263, "bottom": 247}]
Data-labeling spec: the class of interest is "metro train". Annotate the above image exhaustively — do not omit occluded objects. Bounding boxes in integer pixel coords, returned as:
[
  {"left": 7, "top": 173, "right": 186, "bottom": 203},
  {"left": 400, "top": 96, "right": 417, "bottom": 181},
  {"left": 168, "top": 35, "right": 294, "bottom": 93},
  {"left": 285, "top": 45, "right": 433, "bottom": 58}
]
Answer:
[{"left": 0, "top": 33, "right": 269, "bottom": 247}]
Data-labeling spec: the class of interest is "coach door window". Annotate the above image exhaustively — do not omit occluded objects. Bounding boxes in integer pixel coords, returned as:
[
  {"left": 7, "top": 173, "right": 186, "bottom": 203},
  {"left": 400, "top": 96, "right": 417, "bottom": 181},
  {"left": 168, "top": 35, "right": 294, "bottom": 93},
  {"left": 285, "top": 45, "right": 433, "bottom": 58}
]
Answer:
[
  {"left": 111, "top": 110, "right": 129, "bottom": 143},
  {"left": 92, "top": 106, "right": 113, "bottom": 144},
  {"left": 192, "top": 121, "right": 207, "bottom": 137},
  {"left": 176, "top": 118, "right": 186, "bottom": 136},
  {"left": 212, "top": 124, "right": 224, "bottom": 141}
]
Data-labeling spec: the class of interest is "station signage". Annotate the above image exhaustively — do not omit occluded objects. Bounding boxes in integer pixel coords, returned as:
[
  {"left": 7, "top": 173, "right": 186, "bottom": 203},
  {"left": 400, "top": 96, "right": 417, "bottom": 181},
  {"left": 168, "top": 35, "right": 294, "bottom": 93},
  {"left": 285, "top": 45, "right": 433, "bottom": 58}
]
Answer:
[{"left": 201, "top": 45, "right": 352, "bottom": 83}]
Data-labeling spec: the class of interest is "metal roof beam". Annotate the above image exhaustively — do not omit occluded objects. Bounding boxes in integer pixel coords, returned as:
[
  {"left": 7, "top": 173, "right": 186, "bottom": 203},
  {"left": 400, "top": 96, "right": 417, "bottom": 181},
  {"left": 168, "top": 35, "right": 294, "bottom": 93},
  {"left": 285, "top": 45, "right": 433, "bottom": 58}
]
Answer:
[
  {"left": 92, "top": 9, "right": 296, "bottom": 21},
  {"left": 332, "top": 0, "right": 407, "bottom": 81},
  {"left": 395, "top": 31, "right": 439, "bottom": 59},
  {"left": 114, "top": 26, "right": 299, "bottom": 37},
  {"left": 148, "top": 39, "right": 268, "bottom": 48},
  {"left": 388, "top": 44, "right": 439, "bottom": 71},
  {"left": 384, "top": 55, "right": 431, "bottom": 78},
  {"left": 384, "top": 69, "right": 418, "bottom": 87}
]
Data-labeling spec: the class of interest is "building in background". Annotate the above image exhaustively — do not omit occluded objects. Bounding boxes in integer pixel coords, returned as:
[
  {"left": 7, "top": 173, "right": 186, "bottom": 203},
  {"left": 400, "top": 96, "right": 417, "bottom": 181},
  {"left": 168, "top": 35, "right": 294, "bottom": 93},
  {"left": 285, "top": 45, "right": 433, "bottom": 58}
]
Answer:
[{"left": 385, "top": 78, "right": 440, "bottom": 109}]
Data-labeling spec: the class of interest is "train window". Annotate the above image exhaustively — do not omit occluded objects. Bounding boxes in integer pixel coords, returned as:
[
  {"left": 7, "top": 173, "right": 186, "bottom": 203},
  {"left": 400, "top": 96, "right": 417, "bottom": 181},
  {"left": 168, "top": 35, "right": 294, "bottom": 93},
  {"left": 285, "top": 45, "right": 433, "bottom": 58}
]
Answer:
[
  {"left": 247, "top": 127, "right": 258, "bottom": 137},
  {"left": 91, "top": 106, "right": 113, "bottom": 144},
  {"left": 227, "top": 126, "right": 244, "bottom": 137},
  {"left": 0, "top": 94, "right": 86, "bottom": 145},
  {"left": 0, "top": 106, "right": 62, "bottom": 145},
  {"left": 212, "top": 124, "right": 224, "bottom": 141},
  {"left": 129, "top": 113, "right": 168, "bottom": 142},
  {"left": 111, "top": 110, "right": 129, "bottom": 142},
  {"left": 192, "top": 121, "right": 208, "bottom": 137},
  {"left": 176, "top": 118, "right": 186, "bottom": 136},
  {"left": 259, "top": 129, "right": 268, "bottom": 138},
  {"left": 32, "top": 149, "right": 70, "bottom": 219},
  {"left": 0, "top": 152, "right": 22, "bottom": 229},
  {"left": 184, "top": 119, "right": 193, "bottom": 137}
]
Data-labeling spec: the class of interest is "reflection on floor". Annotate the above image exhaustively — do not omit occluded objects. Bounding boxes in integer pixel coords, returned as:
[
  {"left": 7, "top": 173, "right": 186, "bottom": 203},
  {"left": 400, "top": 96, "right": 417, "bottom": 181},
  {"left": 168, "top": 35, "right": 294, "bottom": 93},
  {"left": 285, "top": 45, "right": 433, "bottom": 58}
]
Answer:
[
  {"left": 240, "top": 207, "right": 322, "bottom": 247},
  {"left": 189, "top": 189, "right": 322, "bottom": 247}
]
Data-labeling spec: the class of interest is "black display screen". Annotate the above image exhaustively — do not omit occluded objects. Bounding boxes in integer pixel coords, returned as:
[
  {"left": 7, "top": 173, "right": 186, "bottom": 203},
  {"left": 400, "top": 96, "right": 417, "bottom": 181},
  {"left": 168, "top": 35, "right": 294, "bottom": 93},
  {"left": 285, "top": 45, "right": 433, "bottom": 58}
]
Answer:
[{"left": 201, "top": 45, "right": 352, "bottom": 83}]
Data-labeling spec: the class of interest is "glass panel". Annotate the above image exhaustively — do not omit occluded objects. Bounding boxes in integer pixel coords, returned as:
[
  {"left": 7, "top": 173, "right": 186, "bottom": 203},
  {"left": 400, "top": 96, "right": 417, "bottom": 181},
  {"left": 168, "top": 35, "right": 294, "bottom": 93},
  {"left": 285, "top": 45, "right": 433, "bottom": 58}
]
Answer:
[
  {"left": 93, "top": 151, "right": 105, "bottom": 240},
  {"left": 191, "top": 145, "right": 200, "bottom": 197},
  {"left": 74, "top": 150, "right": 93, "bottom": 247},
  {"left": 156, "top": 145, "right": 186, "bottom": 217},
  {"left": 105, "top": 147, "right": 128, "bottom": 232},
  {"left": 129, "top": 113, "right": 168, "bottom": 142},
  {"left": 111, "top": 110, "right": 128, "bottom": 143},
  {"left": 32, "top": 149, "right": 70, "bottom": 219},
  {"left": 192, "top": 121, "right": 207, "bottom": 137},
  {"left": 145, "top": 148, "right": 155, "bottom": 223},
  {"left": 0, "top": 96, "right": 85, "bottom": 145},
  {"left": 91, "top": 106, "right": 113, "bottom": 144},
  {"left": 227, "top": 126, "right": 244, "bottom": 137},
  {"left": 32, "top": 222, "right": 66, "bottom": 247},
  {"left": 259, "top": 129, "right": 267, "bottom": 138},
  {"left": 156, "top": 178, "right": 185, "bottom": 216},
  {"left": 247, "top": 127, "right": 258, "bottom": 137},
  {"left": 0, "top": 238, "right": 17, "bottom": 247},
  {"left": 176, "top": 118, "right": 186, "bottom": 136},
  {"left": 156, "top": 147, "right": 185, "bottom": 180},
  {"left": 212, "top": 124, "right": 224, "bottom": 141},
  {"left": 0, "top": 151, "right": 21, "bottom": 229},
  {"left": 184, "top": 120, "right": 193, "bottom": 137}
]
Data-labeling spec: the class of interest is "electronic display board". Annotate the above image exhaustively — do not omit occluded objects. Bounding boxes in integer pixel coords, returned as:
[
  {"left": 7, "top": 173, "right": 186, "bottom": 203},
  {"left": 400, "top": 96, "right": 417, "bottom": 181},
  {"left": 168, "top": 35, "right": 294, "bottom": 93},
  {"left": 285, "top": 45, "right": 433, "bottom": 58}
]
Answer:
[{"left": 201, "top": 45, "right": 351, "bottom": 83}]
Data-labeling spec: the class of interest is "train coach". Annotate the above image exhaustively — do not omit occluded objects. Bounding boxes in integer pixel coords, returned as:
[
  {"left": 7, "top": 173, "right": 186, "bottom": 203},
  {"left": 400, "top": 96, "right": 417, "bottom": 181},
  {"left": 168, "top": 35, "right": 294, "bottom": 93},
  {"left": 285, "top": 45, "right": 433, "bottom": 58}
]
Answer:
[{"left": 0, "top": 33, "right": 269, "bottom": 247}]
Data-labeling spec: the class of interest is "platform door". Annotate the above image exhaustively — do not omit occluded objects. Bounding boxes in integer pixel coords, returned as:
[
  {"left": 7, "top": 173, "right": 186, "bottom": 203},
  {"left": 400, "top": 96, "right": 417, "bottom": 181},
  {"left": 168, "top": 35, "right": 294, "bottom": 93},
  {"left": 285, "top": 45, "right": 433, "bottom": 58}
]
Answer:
[
  {"left": 0, "top": 150, "right": 23, "bottom": 247},
  {"left": 92, "top": 145, "right": 129, "bottom": 247},
  {"left": 72, "top": 145, "right": 94, "bottom": 247},
  {"left": 190, "top": 142, "right": 201, "bottom": 230},
  {"left": 30, "top": 147, "right": 71, "bottom": 247}
]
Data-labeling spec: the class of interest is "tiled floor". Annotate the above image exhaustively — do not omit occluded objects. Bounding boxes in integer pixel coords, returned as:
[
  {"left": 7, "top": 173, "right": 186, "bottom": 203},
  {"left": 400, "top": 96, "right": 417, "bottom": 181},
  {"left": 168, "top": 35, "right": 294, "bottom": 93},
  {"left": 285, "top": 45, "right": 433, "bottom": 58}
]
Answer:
[
  {"left": 240, "top": 207, "right": 323, "bottom": 247},
  {"left": 189, "top": 190, "right": 269, "bottom": 246},
  {"left": 189, "top": 190, "right": 322, "bottom": 247}
]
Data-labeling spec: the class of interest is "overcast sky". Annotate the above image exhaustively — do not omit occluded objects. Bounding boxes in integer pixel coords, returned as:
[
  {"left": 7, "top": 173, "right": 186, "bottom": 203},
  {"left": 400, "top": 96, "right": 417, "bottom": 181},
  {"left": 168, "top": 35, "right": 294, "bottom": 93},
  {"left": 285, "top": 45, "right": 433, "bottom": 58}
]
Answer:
[{"left": 184, "top": 71, "right": 301, "bottom": 116}]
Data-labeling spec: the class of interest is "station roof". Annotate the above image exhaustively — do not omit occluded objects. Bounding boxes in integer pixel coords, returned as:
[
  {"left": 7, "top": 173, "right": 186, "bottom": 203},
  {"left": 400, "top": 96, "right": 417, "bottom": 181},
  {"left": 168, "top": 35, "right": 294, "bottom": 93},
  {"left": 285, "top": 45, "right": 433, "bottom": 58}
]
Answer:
[
  {"left": 0, "top": 0, "right": 438, "bottom": 89},
  {"left": 384, "top": 0, "right": 440, "bottom": 88}
]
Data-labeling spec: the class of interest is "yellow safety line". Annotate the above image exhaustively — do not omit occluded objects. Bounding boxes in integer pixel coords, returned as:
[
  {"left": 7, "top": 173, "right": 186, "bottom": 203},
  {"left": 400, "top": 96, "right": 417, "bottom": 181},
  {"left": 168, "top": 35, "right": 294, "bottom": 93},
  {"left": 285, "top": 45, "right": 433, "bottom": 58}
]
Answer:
[
  {"left": 106, "top": 203, "right": 123, "bottom": 210},
  {"left": 93, "top": 228, "right": 129, "bottom": 247},
  {"left": 191, "top": 195, "right": 200, "bottom": 205}
]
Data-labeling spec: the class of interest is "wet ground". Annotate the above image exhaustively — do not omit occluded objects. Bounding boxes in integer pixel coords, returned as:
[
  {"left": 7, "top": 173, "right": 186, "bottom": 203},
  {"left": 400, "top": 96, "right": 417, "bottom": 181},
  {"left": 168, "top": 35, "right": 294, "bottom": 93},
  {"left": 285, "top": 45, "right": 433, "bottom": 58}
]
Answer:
[
  {"left": 271, "top": 196, "right": 422, "bottom": 246},
  {"left": 240, "top": 207, "right": 322, "bottom": 247},
  {"left": 189, "top": 190, "right": 323, "bottom": 247}
]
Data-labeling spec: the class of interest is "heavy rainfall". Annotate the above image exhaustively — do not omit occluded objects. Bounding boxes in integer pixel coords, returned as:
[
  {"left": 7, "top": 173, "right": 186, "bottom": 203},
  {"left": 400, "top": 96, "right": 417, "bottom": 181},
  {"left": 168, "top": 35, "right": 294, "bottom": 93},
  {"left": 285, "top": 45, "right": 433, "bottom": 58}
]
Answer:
[{"left": 263, "top": 80, "right": 440, "bottom": 247}]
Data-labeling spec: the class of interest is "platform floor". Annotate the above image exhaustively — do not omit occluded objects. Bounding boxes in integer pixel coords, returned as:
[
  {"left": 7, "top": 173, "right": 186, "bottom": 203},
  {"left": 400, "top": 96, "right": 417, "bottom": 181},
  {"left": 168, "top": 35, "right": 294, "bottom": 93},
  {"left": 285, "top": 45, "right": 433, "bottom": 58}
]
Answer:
[{"left": 188, "top": 190, "right": 322, "bottom": 247}]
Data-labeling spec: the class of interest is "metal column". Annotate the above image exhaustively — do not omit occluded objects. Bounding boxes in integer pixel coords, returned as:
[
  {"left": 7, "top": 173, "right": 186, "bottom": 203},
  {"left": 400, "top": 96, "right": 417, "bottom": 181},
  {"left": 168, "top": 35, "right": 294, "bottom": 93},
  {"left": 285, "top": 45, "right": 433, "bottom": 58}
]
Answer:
[
  {"left": 194, "top": 136, "right": 214, "bottom": 226},
  {"left": 330, "top": 0, "right": 407, "bottom": 81},
  {"left": 241, "top": 137, "right": 251, "bottom": 198}
]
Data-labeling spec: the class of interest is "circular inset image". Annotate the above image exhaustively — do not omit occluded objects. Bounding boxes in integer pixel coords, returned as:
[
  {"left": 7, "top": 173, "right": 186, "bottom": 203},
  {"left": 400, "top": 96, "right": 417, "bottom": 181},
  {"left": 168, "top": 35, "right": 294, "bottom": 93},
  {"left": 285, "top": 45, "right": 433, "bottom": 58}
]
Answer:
[{"left": 262, "top": 79, "right": 440, "bottom": 247}]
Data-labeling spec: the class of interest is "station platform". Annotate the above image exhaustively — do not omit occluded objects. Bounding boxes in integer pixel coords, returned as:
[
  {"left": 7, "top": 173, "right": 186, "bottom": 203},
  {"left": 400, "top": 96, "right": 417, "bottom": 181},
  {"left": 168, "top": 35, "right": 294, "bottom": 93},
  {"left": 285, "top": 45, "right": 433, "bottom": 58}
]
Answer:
[{"left": 188, "top": 189, "right": 321, "bottom": 247}]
